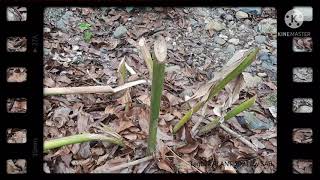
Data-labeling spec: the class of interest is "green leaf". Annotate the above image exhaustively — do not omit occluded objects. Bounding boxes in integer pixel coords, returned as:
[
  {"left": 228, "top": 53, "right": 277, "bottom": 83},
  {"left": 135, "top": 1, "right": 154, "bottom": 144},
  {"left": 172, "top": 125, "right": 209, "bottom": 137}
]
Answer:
[
  {"left": 83, "top": 31, "right": 93, "bottom": 43},
  {"left": 79, "top": 22, "right": 91, "bottom": 31}
]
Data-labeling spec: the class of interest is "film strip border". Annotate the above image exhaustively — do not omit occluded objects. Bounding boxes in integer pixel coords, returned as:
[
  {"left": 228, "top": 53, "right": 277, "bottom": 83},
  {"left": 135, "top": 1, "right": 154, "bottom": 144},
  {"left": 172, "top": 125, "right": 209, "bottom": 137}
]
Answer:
[
  {"left": 278, "top": 6, "right": 320, "bottom": 176},
  {"left": 0, "top": 6, "right": 43, "bottom": 175},
  {"left": 0, "top": 1, "right": 319, "bottom": 178}
]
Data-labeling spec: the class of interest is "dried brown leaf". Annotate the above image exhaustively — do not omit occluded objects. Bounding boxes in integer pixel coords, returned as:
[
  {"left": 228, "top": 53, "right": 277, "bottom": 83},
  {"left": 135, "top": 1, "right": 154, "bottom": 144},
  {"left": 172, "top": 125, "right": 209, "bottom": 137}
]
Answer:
[
  {"left": 176, "top": 142, "right": 198, "bottom": 154},
  {"left": 157, "top": 159, "right": 174, "bottom": 173}
]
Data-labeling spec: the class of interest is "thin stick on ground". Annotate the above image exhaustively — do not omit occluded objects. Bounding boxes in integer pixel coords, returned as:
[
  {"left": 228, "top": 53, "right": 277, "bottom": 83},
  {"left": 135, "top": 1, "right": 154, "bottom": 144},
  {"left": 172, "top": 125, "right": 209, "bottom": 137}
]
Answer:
[
  {"left": 220, "top": 124, "right": 258, "bottom": 152},
  {"left": 167, "top": 147, "right": 203, "bottom": 173},
  {"left": 94, "top": 156, "right": 154, "bottom": 173},
  {"left": 44, "top": 79, "right": 147, "bottom": 96}
]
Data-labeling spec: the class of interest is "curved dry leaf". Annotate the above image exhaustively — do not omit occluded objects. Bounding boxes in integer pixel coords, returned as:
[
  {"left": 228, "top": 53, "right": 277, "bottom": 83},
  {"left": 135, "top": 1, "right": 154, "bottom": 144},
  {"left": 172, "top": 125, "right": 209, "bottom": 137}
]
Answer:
[
  {"left": 176, "top": 142, "right": 198, "bottom": 154},
  {"left": 157, "top": 159, "right": 174, "bottom": 173},
  {"left": 154, "top": 35, "right": 167, "bottom": 63}
]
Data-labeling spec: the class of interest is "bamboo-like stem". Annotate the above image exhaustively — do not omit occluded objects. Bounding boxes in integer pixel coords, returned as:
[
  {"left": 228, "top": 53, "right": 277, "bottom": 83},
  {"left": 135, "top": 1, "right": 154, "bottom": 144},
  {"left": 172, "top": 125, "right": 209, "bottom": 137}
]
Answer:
[
  {"left": 44, "top": 133, "right": 124, "bottom": 152},
  {"left": 147, "top": 36, "right": 167, "bottom": 155},
  {"left": 44, "top": 79, "right": 147, "bottom": 96},
  {"left": 173, "top": 48, "right": 259, "bottom": 133},
  {"left": 138, "top": 37, "right": 153, "bottom": 78},
  {"left": 199, "top": 95, "right": 256, "bottom": 135},
  {"left": 118, "top": 57, "right": 131, "bottom": 112}
]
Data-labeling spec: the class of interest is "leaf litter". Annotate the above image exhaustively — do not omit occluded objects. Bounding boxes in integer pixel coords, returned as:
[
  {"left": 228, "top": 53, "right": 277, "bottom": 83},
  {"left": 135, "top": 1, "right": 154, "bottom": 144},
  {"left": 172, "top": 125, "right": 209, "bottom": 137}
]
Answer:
[{"left": 43, "top": 7, "right": 278, "bottom": 173}]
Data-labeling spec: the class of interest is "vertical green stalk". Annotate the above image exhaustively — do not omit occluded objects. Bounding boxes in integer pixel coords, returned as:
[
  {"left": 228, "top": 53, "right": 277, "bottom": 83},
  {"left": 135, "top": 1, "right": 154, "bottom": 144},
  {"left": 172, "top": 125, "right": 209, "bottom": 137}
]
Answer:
[
  {"left": 147, "top": 36, "right": 167, "bottom": 155},
  {"left": 173, "top": 48, "right": 259, "bottom": 133}
]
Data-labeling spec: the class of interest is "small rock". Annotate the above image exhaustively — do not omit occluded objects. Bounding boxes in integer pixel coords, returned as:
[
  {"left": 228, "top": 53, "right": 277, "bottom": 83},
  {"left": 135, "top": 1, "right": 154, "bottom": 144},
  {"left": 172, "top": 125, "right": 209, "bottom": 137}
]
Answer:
[
  {"left": 214, "top": 36, "right": 226, "bottom": 45},
  {"left": 205, "top": 20, "right": 225, "bottom": 32},
  {"left": 259, "top": 52, "right": 270, "bottom": 61},
  {"left": 189, "top": 18, "right": 198, "bottom": 27},
  {"left": 44, "top": 27, "right": 51, "bottom": 33},
  {"left": 244, "top": 19, "right": 251, "bottom": 26},
  {"left": 72, "top": 45, "right": 80, "bottom": 51},
  {"left": 113, "top": 25, "right": 127, "bottom": 38},
  {"left": 271, "top": 41, "right": 277, "bottom": 48},
  {"left": 226, "top": 44, "right": 236, "bottom": 54},
  {"left": 236, "top": 11, "right": 249, "bottom": 19},
  {"left": 269, "top": 55, "right": 277, "bottom": 65},
  {"left": 261, "top": 62, "right": 276, "bottom": 72},
  {"left": 219, "top": 34, "right": 228, "bottom": 40},
  {"left": 187, "top": 59, "right": 193, "bottom": 66},
  {"left": 165, "top": 65, "right": 181, "bottom": 73},
  {"left": 257, "top": 72, "right": 267, "bottom": 77},
  {"left": 225, "top": 14, "right": 234, "bottom": 21},
  {"left": 228, "top": 38, "right": 240, "bottom": 45},
  {"left": 242, "top": 72, "right": 262, "bottom": 88},
  {"left": 239, "top": 24, "right": 246, "bottom": 31},
  {"left": 242, "top": 112, "right": 272, "bottom": 130},
  {"left": 181, "top": 89, "right": 193, "bottom": 100},
  {"left": 125, "top": 7, "right": 134, "bottom": 13},
  {"left": 239, "top": 7, "right": 262, "bottom": 15},
  {"left": 206, "top": 69, "right": 214, "bottom": 79},
  {"left": 258, "top": 18, "right": 277, "bottom": 34},
  {"left": 255, "top": 35, "right": 267, "bottom": 44}
]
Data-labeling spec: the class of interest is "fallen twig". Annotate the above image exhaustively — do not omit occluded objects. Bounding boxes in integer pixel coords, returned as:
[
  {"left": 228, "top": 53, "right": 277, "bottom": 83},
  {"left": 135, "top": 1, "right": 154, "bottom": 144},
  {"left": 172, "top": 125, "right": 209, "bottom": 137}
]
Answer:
[
  {"left": 44, "top": 79, "right": 147, "bottom": 96},
  {"left": 220, "top": 124, "right": 258, "bottom": 152},
  {"left": 93, "top": 156, "right": 154, "bottom": 173},
  {"left": 167, "top": 147, "right": 203, "bottom": 173}
]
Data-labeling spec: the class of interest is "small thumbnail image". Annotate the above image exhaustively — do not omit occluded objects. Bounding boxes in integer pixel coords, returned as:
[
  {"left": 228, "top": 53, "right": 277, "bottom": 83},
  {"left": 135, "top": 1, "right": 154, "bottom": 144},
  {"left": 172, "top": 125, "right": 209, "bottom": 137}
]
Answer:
[
  {"left": 292, "top": 128, "right": 312, "bottom": 144},
  {"left": 292, "top": 160, "right": 312, "bottom": 174},
  {"left": 292, "top": 37, "right": 312, "bottom": 52},
  {"left": 292, "top": 67, "right": 312, "bottom": 83},
  {"left": 7, "top": 7, "right": 27, "bottom": 21}
]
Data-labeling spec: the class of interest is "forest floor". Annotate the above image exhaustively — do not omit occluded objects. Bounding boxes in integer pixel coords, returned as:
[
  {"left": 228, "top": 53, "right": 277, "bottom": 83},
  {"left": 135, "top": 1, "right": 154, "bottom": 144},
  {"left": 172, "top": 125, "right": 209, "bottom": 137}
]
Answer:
[{"left": 5, "top": 6, "right": 310, "bottom": 174}]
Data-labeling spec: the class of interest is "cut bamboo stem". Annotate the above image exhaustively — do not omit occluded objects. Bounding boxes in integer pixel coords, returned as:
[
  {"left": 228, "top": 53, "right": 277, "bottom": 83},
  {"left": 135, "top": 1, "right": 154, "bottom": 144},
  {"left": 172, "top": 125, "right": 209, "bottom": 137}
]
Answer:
[
  {"left": 199, "top": 95, "right": 256, "bottom": 135},
  {"left": 147, "top": 36, "right": 167, "bottom": 155},
  {"left": 138, "top": 37, "right": 153, "bottom": 78},
  {"left": 44, "top": 79, "right": 147, "bottom": 96},
  {"left": 118, "top": 57, "right": 131, "bottom": 112},
  {"left": 173, "top": 48, "right": 259, "bottom": 133},
  {"left": 44, "top": 133, "right": 124, "bottom": 152}
]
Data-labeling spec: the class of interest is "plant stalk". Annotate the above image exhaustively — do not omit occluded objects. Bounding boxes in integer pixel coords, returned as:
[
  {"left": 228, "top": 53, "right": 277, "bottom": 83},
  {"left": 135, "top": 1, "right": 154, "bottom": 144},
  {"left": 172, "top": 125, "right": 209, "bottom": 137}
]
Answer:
[
  {"left": 147, "top": 56, "right": 166, "bottom": 155},
  {"left": 199, "top": 95, "right": 257, "bottom": 135},
  {"left": 44, "top": 133, "right": 124, "bottom": 152},
  {"left": 147, "top": 36, "right": 167, "bottom": 155},
  {"left": 173, "top": 48, "right": 259, "bottom": 133}
]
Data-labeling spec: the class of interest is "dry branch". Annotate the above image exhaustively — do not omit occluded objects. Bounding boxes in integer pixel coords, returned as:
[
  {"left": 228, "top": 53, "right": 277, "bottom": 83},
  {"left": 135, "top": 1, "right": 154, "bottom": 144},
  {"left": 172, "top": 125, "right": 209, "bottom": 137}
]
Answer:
[
  {"left": 44, "top": 79, "right": 147, "bottom": 96},
  {"left": 93, "top": 156, "right": 153, "bottom": 173}
]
